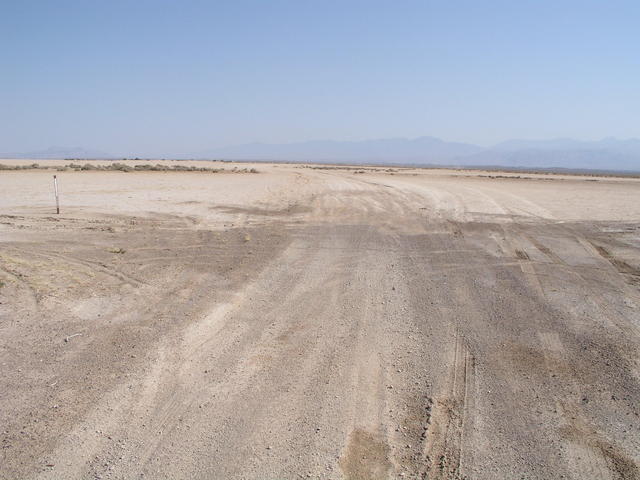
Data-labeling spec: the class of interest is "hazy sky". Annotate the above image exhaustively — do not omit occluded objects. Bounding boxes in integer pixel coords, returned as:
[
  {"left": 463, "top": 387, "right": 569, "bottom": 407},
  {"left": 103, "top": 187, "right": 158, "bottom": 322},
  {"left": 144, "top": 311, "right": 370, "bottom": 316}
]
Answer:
[{"left": 2, "top": 0, "right": 639, "bottom": 156}]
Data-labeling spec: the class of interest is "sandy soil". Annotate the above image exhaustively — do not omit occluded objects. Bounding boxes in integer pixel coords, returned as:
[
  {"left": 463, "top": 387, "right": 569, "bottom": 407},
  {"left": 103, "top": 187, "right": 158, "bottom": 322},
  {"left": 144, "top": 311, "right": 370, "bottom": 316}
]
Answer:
[{"left": 1, "top": 161, "right": 639, "bottom": 479}]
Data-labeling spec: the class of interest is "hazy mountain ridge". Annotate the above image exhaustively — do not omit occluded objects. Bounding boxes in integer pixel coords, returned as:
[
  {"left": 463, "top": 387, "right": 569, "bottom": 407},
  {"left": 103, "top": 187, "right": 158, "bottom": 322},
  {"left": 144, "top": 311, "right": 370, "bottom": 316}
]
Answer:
[
  {"left": 3, "top": 137, "right": 640, "bottom": 171},
  {"left": 203, "top": 136, "right": 640, "bottom": 171},
  {"left": 459, "top": 148, "right": 640, "bottom": 171},
  {"left": 492, "top": 137, "right": 640, "bottom": 154}
]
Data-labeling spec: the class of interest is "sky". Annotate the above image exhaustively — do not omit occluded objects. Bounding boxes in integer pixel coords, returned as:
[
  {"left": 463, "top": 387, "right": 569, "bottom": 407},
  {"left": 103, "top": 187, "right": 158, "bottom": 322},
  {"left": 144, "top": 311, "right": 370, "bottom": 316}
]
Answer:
[{"left": 1, "top": 0, "right": 639, "bottom": 156}]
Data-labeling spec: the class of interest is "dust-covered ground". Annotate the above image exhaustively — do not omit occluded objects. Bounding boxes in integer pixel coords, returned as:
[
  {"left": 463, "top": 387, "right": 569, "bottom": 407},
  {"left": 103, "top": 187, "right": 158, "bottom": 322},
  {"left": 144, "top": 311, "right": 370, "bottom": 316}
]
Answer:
[{"left": 1, "top": 161, "right": 639, "bottom": 479}]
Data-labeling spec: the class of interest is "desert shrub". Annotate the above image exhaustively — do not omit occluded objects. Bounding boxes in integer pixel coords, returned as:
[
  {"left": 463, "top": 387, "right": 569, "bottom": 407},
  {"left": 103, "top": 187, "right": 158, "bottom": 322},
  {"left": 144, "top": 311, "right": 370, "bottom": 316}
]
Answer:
[
  {"left": 134, "top": 164, "right": 154, "bottom": 171},
  {"left": 109, "top": 163, "right": 133, "bottom": 172}
]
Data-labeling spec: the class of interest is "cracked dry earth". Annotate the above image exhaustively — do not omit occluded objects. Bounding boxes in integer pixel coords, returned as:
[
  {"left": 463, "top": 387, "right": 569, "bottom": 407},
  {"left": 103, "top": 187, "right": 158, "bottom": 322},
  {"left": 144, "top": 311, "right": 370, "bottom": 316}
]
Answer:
[{"left": 1, "top": 164, "right": 639, "bottom": 479}]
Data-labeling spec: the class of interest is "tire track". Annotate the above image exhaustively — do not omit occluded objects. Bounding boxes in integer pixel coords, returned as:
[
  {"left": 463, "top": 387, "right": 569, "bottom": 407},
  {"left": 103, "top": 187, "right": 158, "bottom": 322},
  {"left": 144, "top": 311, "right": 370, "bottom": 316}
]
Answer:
[
  {"left": 8, "top": 246, "right": 147, "bottom": 287},
  {"left": 422, "top": 328, "right": 475, "bottom": 479}
]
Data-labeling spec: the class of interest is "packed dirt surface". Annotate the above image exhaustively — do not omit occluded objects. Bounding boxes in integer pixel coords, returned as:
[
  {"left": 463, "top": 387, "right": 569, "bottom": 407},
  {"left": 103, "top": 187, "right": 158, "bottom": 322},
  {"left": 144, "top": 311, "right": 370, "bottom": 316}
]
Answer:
[{"left": 1, "top": 161, "right": 639, "bottom": 479}]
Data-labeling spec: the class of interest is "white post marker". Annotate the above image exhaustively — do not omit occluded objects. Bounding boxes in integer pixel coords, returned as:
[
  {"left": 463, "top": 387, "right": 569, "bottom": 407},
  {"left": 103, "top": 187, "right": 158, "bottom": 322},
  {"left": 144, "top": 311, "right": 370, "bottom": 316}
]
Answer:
[{"left": 53, "top": 175, "right": 60, "bottom": 214}]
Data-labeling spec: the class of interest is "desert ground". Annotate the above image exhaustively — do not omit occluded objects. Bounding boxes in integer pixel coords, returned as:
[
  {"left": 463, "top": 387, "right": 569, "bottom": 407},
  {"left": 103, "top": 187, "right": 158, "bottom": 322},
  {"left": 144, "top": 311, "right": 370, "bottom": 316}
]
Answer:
[{"left": 1, "top": 160, "right": 639, "bottom": 480}]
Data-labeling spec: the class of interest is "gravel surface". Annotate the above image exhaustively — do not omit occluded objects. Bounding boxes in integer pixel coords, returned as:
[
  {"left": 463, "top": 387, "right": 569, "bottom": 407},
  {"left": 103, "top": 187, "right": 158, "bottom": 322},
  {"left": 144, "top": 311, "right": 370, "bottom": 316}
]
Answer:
[{"left": 1, "top": 162, "right": 639, "bottom": 479}]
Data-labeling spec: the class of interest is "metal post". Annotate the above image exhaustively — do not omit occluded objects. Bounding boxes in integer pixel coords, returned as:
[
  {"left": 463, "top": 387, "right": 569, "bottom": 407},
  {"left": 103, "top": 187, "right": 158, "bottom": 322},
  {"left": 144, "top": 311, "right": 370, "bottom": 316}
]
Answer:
[{"left": 53, "top": 175, "right": 60, "bottom": 214}]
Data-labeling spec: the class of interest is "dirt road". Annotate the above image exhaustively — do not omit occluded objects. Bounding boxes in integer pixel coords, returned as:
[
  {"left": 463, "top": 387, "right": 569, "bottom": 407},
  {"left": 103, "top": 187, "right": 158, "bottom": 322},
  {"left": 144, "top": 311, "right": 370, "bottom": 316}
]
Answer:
[{"left": 1, "top": 163, "right": 639, "bottom": 479}]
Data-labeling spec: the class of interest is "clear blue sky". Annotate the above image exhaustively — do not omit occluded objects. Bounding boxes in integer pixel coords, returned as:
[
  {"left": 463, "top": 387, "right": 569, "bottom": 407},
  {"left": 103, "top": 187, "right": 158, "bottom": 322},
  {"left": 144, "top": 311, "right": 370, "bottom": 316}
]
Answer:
[{"left": 2, "top": 0, "right": 639, "bottom": 156}]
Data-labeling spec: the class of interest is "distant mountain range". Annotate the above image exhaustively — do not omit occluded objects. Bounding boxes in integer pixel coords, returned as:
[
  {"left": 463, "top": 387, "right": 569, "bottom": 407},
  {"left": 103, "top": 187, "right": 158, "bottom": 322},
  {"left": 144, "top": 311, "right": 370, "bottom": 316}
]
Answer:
[
  {"left": 200, "top": 136, "right": 640, "bottom": 171},
  {"left": 3, "top": 137, "right": 640, "bottom": 171},
  {"left": 462, "top": 137, "right": 640, "bottom": 171}
]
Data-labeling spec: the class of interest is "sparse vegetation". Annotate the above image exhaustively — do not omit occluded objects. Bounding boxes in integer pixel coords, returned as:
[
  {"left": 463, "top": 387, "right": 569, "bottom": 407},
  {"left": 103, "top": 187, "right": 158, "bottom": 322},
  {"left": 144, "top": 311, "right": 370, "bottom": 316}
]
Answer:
[
  {"left": 0, "top": 162, "right": 259, "bottom": 173},
  {"left": 108, "top": 247, "right": 126, "bottom": 254},
  {"left": 0, "top": 163, "right": 41, "bottom": 170}
]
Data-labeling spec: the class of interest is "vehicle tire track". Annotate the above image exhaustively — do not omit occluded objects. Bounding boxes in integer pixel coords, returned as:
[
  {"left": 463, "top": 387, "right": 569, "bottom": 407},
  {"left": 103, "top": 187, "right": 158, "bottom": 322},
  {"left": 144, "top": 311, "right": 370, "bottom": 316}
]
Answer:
[
  {"left": 422, "top": 328, "right": 475, "bottom": 479},
  {"left": 8, "top": 246, "right": 147, "bottom": 287}
]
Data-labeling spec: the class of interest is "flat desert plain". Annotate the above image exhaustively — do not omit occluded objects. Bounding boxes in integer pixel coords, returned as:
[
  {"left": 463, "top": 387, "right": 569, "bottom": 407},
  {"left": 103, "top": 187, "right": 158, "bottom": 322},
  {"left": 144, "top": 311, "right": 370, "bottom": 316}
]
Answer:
[{"left": 1, "top": 160, "right": 639, "bottom": 480}]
